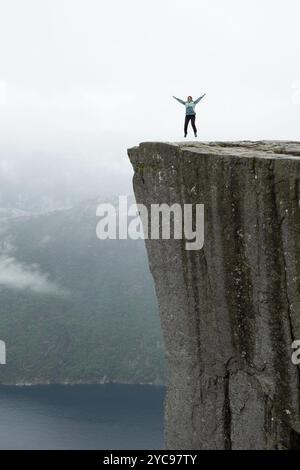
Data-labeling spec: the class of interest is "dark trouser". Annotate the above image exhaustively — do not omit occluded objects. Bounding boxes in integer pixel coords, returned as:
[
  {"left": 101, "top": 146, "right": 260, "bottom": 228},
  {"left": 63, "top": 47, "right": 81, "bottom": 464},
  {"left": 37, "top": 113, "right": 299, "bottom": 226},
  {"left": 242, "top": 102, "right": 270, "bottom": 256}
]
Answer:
[{"left": 184, "top": 114, "right": 197, "bottom": 135}]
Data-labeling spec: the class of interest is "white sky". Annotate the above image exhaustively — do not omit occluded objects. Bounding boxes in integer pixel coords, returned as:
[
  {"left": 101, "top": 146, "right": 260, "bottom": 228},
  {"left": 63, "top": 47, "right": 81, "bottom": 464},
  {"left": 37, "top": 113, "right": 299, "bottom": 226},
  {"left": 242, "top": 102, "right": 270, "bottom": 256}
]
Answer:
[{"left": 0, "top": 0, "right": 299, "bottom": 203}]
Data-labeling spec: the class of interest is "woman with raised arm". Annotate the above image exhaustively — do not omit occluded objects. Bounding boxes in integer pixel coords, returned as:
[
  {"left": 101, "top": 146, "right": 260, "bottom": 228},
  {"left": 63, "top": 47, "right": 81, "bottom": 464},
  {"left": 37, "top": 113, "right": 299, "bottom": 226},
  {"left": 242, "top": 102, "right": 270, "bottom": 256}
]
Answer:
[{"left": 172, "top": 94, "right": 206, "bottom": 138}]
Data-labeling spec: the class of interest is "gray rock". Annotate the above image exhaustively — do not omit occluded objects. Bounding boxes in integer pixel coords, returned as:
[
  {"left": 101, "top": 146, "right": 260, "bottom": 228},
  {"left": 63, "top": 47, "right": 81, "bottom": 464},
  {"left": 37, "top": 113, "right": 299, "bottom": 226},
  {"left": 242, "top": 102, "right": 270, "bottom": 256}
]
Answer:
[{"left": 128, "top": 141, "right": 300, "bottom": 450}]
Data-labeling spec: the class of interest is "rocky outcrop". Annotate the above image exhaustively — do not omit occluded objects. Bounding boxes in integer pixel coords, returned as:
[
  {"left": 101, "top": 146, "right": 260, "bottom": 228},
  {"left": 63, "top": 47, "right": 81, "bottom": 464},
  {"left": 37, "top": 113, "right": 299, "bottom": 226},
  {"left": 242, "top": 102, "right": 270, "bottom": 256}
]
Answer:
[{"left": 128, "top": 141, "right": 300, "bottom": 450}]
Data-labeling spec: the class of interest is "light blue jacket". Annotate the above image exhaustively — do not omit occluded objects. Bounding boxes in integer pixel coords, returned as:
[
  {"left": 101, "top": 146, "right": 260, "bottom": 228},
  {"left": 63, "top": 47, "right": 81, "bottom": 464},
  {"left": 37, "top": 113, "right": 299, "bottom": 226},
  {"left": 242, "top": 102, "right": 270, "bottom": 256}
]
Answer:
[{"left": 173, "top": 94, "right": 205, "bottom": 115}]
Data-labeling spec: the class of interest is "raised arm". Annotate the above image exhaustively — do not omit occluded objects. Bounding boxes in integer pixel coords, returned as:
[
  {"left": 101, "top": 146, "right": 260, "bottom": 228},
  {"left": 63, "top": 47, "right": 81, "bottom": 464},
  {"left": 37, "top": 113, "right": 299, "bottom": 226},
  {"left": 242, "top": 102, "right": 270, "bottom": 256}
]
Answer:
[
  {"left": 194, "top": 93, "right": 206, "bottom": 104},
  {"left": 172, "top": 96, "right": 186, "bottom": 105}
]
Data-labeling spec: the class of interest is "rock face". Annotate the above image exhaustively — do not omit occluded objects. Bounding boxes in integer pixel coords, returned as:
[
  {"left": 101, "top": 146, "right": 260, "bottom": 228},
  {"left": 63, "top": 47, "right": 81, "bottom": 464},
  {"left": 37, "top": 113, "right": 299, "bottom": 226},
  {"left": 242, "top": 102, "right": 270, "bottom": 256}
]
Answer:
[{"left": 128, "top": 141, "right": 300, "bottom": 450}]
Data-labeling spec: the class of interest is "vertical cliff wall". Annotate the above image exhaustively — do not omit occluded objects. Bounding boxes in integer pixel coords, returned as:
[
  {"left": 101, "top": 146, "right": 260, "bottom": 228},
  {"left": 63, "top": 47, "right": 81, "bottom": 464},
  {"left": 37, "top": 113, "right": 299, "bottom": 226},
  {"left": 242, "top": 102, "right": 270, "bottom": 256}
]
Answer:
[{"left": 128, "top": 141, "right": 300, "bottom": 450}]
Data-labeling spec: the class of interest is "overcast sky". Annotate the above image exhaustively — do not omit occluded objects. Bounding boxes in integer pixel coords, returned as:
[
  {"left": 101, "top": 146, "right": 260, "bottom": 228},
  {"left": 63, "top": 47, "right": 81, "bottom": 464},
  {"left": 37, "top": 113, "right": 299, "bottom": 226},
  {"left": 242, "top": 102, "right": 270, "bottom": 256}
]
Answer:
[{"left": 0, "top": 0, "right": 299, "bottom": 206}]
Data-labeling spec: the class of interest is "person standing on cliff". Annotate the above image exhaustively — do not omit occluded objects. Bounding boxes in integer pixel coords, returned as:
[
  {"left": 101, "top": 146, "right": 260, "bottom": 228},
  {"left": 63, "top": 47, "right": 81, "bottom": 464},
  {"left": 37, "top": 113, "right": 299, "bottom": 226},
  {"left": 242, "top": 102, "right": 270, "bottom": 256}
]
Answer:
[{"left": 172, "top": 94, "right": 206, "bottom": 138}]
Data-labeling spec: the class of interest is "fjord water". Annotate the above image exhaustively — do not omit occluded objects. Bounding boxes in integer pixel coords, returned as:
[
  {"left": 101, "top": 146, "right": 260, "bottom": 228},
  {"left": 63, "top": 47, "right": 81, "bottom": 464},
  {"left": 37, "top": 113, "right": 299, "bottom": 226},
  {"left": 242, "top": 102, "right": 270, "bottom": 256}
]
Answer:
[{"left": 0, "top": 384, "right": 164, "bottom": 449}]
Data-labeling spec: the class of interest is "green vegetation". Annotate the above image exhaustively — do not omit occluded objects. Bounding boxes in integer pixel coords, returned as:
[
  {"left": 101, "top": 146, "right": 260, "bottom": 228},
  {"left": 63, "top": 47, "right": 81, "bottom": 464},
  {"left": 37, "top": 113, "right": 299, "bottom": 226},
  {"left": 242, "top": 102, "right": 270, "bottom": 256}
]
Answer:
[{"left": 0, "top": 201, "right": 166, "bottom": 384}]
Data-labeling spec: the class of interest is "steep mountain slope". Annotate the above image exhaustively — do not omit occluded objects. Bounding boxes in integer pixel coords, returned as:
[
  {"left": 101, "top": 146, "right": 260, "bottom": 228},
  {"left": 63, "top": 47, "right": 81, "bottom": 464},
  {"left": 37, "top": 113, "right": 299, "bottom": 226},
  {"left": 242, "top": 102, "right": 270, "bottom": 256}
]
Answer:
[{"left": 0, "top": 199, "right": 165, "bottom": 384}]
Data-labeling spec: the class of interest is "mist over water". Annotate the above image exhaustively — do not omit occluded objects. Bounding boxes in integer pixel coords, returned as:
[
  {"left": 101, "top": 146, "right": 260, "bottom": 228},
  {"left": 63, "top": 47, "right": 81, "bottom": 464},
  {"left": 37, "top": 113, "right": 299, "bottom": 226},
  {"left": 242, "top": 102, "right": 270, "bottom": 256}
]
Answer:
[{"left": 0, "top": 384, "right": 165, "bottom": 450}]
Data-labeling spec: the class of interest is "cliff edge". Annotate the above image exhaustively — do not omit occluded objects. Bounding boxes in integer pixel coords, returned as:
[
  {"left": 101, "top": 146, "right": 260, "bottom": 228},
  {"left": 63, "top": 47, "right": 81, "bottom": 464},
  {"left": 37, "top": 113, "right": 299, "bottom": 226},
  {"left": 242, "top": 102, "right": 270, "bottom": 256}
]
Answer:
[{"left": 128, "top": 141, "right": 300, "bottom": 450}]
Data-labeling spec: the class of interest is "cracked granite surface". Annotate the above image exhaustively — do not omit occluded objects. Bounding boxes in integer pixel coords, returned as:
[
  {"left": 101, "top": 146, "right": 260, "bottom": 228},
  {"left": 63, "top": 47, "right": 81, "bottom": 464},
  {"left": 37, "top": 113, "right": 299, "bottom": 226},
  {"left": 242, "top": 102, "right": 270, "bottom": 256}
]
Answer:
[{"left": 128, "top": 141, "right": 300, "bottom": 449}]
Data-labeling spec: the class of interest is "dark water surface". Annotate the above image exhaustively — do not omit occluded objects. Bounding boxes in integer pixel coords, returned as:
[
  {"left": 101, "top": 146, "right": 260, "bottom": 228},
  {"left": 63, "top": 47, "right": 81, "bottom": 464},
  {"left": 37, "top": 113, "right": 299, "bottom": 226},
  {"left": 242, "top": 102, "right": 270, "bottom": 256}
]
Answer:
[{"left": 0, "top": 383, "right": 165, "bottom": 449}]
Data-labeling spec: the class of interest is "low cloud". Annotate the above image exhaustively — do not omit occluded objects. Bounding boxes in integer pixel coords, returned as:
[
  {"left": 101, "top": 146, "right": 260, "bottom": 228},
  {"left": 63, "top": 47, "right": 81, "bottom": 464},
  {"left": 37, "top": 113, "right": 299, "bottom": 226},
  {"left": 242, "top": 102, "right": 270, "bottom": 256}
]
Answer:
[{"left": 0, "top": 255, "right": 68, "bottom": 296}]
